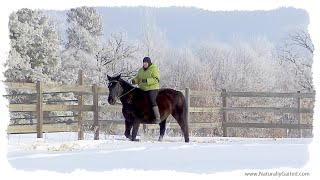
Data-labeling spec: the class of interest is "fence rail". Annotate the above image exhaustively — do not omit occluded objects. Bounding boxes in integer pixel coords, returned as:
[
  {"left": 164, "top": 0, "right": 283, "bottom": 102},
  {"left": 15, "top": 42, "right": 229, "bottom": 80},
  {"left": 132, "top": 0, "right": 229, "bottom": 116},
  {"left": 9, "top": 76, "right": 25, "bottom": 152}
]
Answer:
[{"left": 4, "top": 70, "right": 314, "bottom": 139}]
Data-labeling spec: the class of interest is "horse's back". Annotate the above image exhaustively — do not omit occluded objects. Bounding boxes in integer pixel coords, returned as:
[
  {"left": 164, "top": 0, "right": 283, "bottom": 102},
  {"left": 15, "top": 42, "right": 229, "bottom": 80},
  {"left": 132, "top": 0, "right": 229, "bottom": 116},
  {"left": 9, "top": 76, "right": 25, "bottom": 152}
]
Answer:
[
  {"left": 159, "top": 88, "right": 182, "bottom": 94},
  {"left": 159, "top": 88, "right": 184, "bottom": 98},
  {"left": 158, "top": 88, "right": 185, "bottom": 106}
]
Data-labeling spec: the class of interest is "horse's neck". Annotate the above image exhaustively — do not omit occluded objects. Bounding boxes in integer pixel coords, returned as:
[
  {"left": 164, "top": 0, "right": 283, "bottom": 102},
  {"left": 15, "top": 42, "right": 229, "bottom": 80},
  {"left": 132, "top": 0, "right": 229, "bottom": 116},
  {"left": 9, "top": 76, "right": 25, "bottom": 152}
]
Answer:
[
  {"left": 120, "top": 81, "right": 133, "bottom": 92},
  {"left": 119, "top": 81, "right": 135, "bottom": 104}
]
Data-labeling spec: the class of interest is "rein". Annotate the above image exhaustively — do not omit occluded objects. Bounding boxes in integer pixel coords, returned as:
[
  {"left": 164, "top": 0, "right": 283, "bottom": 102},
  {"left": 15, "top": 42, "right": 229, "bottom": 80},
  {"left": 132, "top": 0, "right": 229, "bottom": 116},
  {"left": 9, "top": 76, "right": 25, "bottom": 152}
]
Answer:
[
  {"left": 109, "top": 80, "right": 136, "bottom": 99},
  {"left": 118, "top": 86, "right": 136, "bottom": 98}
]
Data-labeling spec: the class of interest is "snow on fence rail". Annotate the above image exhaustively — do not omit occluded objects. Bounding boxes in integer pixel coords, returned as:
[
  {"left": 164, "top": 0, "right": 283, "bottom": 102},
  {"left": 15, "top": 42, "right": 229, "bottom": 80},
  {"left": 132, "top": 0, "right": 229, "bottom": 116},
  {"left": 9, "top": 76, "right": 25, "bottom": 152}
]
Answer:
[{"left": 3, "top": 71, "right": 314, "bottom": 139}]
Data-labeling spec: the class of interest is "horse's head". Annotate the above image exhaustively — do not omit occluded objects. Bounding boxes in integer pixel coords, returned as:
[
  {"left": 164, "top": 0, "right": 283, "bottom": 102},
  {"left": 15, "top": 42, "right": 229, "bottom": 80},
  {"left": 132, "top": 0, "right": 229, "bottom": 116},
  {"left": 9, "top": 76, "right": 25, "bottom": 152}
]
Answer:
[{"left": 107, "top": 74, "right": 123, "bottom": 105}]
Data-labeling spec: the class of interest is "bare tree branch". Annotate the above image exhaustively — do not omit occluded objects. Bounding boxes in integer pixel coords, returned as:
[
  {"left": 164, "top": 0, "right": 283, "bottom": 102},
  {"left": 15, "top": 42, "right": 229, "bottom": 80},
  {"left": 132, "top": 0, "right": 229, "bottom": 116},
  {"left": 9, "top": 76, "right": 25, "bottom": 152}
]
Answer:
[
  {"left": 95, "top": 32, "right": 140, "bottom": 84},
  {"left": 277, "top": 30, "right": 314, "bottom": 92}
]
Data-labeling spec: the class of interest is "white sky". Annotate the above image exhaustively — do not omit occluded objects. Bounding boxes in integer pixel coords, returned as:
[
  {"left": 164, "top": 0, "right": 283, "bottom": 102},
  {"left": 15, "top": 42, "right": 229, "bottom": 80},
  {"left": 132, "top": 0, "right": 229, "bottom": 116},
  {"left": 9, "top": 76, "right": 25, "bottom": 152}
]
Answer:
[{"left": 1, "top": 0, "right": 319, "bottom": 179}]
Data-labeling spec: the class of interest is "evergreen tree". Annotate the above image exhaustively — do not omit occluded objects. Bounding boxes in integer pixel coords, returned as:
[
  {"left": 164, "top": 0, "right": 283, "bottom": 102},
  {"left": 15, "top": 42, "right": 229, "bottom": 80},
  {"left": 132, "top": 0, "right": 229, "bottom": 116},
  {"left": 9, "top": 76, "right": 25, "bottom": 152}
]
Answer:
[
  {"left": 59, "top": 6, "right": 104, "bottom": 85},
  {"left": 5, "top": 8, "right": 61, "bottom": 83},
  {"left": 5, "top": 8, "right": 62, "bottom": 123}
]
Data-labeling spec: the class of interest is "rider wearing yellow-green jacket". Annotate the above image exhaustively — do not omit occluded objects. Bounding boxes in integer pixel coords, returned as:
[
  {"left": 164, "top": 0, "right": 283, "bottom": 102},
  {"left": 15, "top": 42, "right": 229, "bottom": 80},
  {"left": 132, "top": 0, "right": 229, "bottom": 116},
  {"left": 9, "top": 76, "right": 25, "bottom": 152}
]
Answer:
[
  {"left": 132, "top": 57, "right": 161, "bottom": 123},
  {"left": 132, "top": 64, "right": 160, "bottom": 91}
]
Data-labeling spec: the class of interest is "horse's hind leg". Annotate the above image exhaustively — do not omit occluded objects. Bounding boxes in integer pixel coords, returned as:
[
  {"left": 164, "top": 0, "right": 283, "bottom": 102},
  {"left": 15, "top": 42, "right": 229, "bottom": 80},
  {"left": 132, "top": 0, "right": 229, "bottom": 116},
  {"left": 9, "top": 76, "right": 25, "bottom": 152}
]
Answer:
[
  {"left": 124, "top": 120, "right": 132, "bottom": 139},
  {"left": 158, "top": 119, "right": 167, "bottom": 141},
  {"left": 172, "top": 111, "right": 189, "bottom": 143},
  {"left": 177, "top": 120, "right": 190, "bottom": 142}
]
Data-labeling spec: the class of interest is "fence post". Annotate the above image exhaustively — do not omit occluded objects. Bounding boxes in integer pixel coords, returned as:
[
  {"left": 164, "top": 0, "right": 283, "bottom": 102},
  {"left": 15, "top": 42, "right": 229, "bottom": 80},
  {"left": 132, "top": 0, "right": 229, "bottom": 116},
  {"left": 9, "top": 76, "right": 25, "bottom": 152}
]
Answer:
[
  {"left": 93, "top": 84, "right": 99, "bottom": 140},
  {"left": 36, "top": 81, "right": 43, "bottom": 138},
  {"left": 185, "top": 88, "right": 190, "bottom": 135},
  {"left": 222, "top": 89, "right": 228, "bottom": 137},
  {"left": 78, "top": 70, "right": 84, "bottom": 140},
  {"left": 297, "top": 91, "right": 302, "bottom": 138}
]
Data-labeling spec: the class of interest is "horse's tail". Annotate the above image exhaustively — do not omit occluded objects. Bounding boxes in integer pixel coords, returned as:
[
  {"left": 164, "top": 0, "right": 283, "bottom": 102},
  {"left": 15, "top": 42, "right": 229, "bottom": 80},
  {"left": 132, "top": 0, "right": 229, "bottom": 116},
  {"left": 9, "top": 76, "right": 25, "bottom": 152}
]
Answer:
[{"left": 180, "top": 91, "right": 190, "bottom": 142}]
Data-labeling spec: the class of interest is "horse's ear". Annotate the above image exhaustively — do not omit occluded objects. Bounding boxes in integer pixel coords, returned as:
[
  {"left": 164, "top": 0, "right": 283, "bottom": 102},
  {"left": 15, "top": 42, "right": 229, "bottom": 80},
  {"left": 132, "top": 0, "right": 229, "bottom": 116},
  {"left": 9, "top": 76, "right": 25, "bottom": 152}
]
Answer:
[
  {"left": 116, "top": 74, "right": 121, "bottom": 79},
  {"left": 107, "top": 75, "right": 111, "bottom": 80}
]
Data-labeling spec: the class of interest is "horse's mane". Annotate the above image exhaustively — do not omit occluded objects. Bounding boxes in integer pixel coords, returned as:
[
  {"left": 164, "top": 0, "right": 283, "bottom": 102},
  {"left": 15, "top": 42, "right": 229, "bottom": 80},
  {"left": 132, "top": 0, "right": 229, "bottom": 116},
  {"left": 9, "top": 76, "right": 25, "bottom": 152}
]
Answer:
[
  {"left": 119, "top": 78, "right": 134, "bottom": 88},
  {"left": 119, "top": 77, "right": 143, "bottom": 93}
]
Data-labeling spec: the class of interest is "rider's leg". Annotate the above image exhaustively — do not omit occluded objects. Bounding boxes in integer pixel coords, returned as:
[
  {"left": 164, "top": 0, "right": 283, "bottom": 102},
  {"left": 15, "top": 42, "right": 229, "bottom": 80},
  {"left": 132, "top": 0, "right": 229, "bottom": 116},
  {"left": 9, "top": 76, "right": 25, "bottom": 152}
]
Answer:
[{"left": 148, "top": 90, "right": 161, "bottom": 124}]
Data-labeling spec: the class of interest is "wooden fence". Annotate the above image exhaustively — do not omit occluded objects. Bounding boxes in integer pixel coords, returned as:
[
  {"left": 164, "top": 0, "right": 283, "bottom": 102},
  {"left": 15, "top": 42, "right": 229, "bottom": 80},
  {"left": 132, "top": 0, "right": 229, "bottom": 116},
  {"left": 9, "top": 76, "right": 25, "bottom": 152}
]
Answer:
[{"left": 4, "top": 71, "right": 314, "bottom": 139}]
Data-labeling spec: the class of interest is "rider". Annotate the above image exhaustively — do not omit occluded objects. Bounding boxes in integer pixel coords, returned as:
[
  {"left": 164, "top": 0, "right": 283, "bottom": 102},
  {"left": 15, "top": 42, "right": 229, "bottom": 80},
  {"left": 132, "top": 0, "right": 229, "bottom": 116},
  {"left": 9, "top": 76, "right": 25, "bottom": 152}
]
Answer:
[{"left": 131, "top": 57, "right": 161, "bottom": 124}]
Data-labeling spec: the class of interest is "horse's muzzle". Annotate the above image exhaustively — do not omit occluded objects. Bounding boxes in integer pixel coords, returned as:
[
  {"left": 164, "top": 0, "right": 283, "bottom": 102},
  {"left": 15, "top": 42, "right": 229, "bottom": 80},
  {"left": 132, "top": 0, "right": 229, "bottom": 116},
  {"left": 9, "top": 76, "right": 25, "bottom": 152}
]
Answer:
[{"left": 108, "top": 97, "right": 116, "bottom": 105}]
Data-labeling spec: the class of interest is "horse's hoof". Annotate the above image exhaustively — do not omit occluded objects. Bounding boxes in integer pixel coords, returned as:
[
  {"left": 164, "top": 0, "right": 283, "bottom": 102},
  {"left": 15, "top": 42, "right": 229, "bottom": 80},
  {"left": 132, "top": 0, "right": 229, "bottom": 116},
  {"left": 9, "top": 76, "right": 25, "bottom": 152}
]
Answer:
[
  {"left": 131, "top": 138, "right": 140, "bottom": 142},
  {"left": 158, "top": 136, "right": 163, "bottom": 141}
]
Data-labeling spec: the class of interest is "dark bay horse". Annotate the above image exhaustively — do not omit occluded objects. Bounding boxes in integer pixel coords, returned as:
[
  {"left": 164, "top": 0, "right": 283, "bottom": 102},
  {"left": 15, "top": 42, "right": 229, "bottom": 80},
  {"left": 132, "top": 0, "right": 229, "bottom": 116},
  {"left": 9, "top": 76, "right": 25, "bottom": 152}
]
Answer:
[{"left": 107, "top": 75, "right": 189, "bottom": 142}]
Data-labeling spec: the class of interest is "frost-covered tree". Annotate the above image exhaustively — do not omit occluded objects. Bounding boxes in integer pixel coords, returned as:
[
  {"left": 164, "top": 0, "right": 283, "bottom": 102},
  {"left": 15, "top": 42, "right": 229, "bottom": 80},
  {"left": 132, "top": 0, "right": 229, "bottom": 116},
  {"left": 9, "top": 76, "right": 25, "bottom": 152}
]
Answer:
[
  {"left": 193, "top": 37, "right": 281, "bottom": 92},
  {"left": 53, "top": 7, "right": 105, "bottom": 123},
  {"left": 5, "top": 8, "right": 61, "bottom": 83},
  {"left": 94, "top": 32, "right": 141, "bottom": 123},
  {"left": 138, "top": 10, "right": 169, "bottom": 73},
  {"left": 4, "top": 8, "right": 62, "bottom": 123},
  {"left": 58, "top": 6, "right": 103, "bottom": 85},
  {"left": 67, "top": 7, "right": 103, "bottom": 37},
  {"left": 277, "top": 30, "right": 314, "bottom": 92},
  {"left": 228, "top": 38, "right": 278, "bottom": 91},
  {"left": 97, "top": 32, "right": 140, "bottom": 83},
  {"left": 194, "top": 41, "right": 232, "bottom": 91},
  {"left": 163, "top": 48, "right": 205, "bottom": 90}
]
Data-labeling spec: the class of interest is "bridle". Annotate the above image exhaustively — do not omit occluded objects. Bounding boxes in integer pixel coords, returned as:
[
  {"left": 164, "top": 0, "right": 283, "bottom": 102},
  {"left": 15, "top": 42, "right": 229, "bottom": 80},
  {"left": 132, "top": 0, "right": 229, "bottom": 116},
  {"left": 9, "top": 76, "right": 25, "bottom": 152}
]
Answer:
[{"left": 108, "top": 80, "right": 136, "bottom": 99}]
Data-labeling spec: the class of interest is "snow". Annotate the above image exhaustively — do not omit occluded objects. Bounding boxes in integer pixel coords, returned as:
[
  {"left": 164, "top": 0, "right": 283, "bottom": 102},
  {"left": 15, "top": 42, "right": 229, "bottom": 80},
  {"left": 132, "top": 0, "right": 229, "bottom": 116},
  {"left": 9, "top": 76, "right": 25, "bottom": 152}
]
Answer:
[{"left": 5, "top": 132, "right": 314, "bottom": 176}]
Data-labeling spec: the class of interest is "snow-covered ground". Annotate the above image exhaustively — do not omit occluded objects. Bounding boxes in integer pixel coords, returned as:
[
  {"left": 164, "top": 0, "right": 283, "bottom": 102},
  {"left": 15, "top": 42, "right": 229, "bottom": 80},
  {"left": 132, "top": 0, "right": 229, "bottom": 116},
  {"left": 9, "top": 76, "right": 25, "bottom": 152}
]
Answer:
[{"left": 4, "top": 132, "right": 315, "bottom": 179}]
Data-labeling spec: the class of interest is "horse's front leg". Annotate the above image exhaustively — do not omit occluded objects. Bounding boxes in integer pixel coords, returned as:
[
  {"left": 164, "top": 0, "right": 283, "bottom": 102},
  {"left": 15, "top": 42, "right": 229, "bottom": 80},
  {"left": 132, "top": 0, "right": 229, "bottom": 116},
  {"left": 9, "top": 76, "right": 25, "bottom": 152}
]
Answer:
[
  {"left": 131, "top": 121, "right": 140, "bottom": 141},
  {"left": 124, "top": 120, "right": 132, "bottom": 139}
]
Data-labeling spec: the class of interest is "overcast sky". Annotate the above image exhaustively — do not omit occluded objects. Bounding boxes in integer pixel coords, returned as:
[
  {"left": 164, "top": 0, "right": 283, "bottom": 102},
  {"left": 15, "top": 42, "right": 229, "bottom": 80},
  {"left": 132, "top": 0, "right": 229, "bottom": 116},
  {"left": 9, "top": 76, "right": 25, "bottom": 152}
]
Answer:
[{"left": 95, "top": 6, "right": 309, "bottom": 47}]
